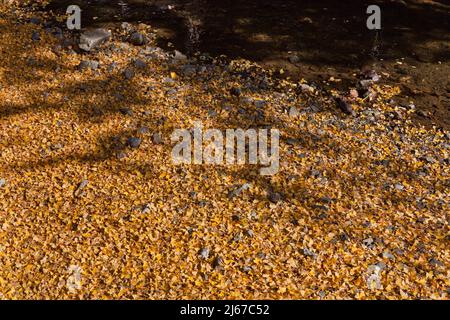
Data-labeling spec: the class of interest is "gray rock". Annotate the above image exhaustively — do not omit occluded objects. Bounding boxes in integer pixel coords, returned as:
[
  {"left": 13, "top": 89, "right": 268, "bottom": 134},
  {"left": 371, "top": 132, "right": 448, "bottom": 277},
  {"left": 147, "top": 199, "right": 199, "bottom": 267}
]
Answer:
[
  {"left": 382, "top": 251, "right": 395, "bottom": 260},
  {"left": 120, "top": 22, "right": 132, "bottom": 32},
  {"left": 119, "top": 107, "right": 133, "bottom": 116},
  {"left": 50, "top": 143, "right": 63, "bottom": 151},
  {"left": 78, "top": 60, "right": 99, "bottom": 71},
  {"left": 228, "top": 183, "right": 251, "bottom": 199},
  {"left": 129, "top": 32, "right": 145, "bottom": 46},
  {"left": 230, "top": 87, "right": 242, "bottom": 97},
  {"left": 30, "top": 17, "right": 41, "bottom": 25},
  {"left": 172, "top": 50, "right": 187, "bottom": 61},
  {"left": 134, "top": 59, "right": 147, "bottom": 69},
  {"left": 300, "top": 84, "right": 314, "bottom": 93},
  {"left": 116, "top": 151, "right": 127, "bottom": 160},
  {"left": 126, "top": 137, "right": 142, "bottom": 148},
  {"left": 124, "top": 67, "right": 135, "bottom": 80},
  {"left": 363, "top": 237, "right": 374, "bottom": 247},
  {"left": 255, "top": 100, "right": 267, "bottom": 108},
  {"left": 31, "top": 31, "right": 40, "bottom": 41},
  {"left": 366, "top": 264, "right": 383, "bottom": 290},
  {"left": 242, "top": 266, "right": 252, "bottom": 273},
  {"left": 311, "top": 169, "right": 321, "bottom": 178},
  {"left": 359, "top": 79, "right": 373, "bottom": 88},
  {"left": 162, "top": 77, "right": 175, "bottom": 84},
  {"left": 288, "top": 106, "right": 299, "bottom": 117},
  {"left": 268, "top": 191, "right": 282, "bottom": 203},
  {"left": 288, "top": 55, "right": 300, "bottom": 64},
  {"left": 429, "top": 258, "right": 444, "bottom": 267},
  {"left": 199, "top": 248, "right": 210, "bottom": 259},
  {"left": 79, "top": 28, "right": 111, "bottom": 51},
  {"left": 212, "top": 256, "right": 224, "bottom": 270},
  {"left": 74, "top": 179, "right": 88, "bottom": 197},
  {"left": 0, "top": 178, "right": 6, "bottom": 187},
  {"left": 107, "top": 62, "right": 117, "bottom": 72},
  {"left": 303, "top": 248, "right": 317, "bottom": 258},
  {"left": 152, "top": 133, "right": 163, "bottom": 144},
  {"left": 182, "top": 64, "right": 197, "bottom": 76},
  {"left": 335, "top": 97, "right": 354, "bottom": 115},
  {"left": 208, "top": 109, "right": 218, "bottom": 117},
  {"left": 137, "top": 126, "right": 149, "bottom": 134}
]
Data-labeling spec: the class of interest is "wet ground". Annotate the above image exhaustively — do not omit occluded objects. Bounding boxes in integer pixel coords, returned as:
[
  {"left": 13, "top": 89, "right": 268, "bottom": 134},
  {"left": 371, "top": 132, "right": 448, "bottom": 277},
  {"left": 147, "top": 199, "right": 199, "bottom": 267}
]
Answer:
[{"left": 45, "top": 0, "right": 450, "bottom": 129}]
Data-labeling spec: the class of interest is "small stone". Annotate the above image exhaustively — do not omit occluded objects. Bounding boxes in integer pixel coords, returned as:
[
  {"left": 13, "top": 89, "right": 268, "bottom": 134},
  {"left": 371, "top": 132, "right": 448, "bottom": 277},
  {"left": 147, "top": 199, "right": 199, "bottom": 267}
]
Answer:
[
  {"left": 363, "top": 237, "right": 374, "bottom": 247},
  {"left": 416, "top": 110, "right": 429, "bottom": 118},
  {"left": 232, "top": 233, "right": 242, "bottom": 242},
  {"left": 50, "top": 143, "right": 63, "bottom": 151},
  {"left": 208, "top": 109, "right": 218, "bottom": 117},
  {"left": 134, "top": 59, "right": 146, "bottom": 69},
  {"left": 199, "top": 248, "right": 210, "bottom": 260},
  {"left": 350, "top": 89, "right": 359, "bottom": 98},
  {"left": 319, "top": 196, "right": 332, "bottom": 204},
  {"left": 182, "top": 64, "right": 197, "bottom": 76},
  {"left": 228, "top": 183, "right": 251, "bottom": 199},
  {"left": 79, "top": 28, "right": 111, "bottom": 51},
  {"left": 288, "top": 55, "right": 300, "bottom": 64},
  {"left": 394, "top": 183, "right": 405, "bottom": 191},
  {"left": 129, "top": 32, "right": 145, "bottom": 46},
  {"left": 120, "top": 22, "right": 132, "bottom": 32},
  {"left": 231, "top": 214, "right": 240, "bottom": 222},
  {"left": 268, "top": 192, "right": 282, "bottom": 203},
  {"left": 141, "top": 204, "right": 151, "bottom": 214},
  {"left": 74, "top": 179, "right": 88, "bottom": 197},
  {"left": 359, "top": 79, "right": 373, "bottom": 88},
  {"left": 152, "top": 133, "right": 163, "bottom": 144},
  {"left": 245, "top": 229, "right": 254, "bottom": 237},
  {"left": 126, "top": 137, "right": 142, "bottom": 149},
  {"left": 162, "top": 77, "right": 175, "bottom": 84},
  {"left": 366, "top": 264, "right": 383, "bottom": 290},
  {"left": 137, "top": 126, "right": 149, "bottom": 134},
  {"left": 382, "top": 251, "right": 395, "bottom": 260},
  {"left": 311, "top": 169, "right": 321, "bottom": 178},
  {"left": 78, "top": 60, "right": 99, "bottom": 71},
  {"left": 429, "top": 258, "right": 444, "bottom": 267},
  {"left": 107, "top": 62, "right": 117, "bottom": 72},
  {"left": 288, "top": 106, "right": 299, "bottom": 117},
  {"left": 424, "top": 156, "right": 435, "bottom": 163},
  {"left": 254, "top": 100, "right": 267, "bottom": 108},
  {"left": 31, "top": 31, "right": 40, "bottom": 41},
  {"left": 230, "top": 87, "right": 242, "bottom": 97},
  {"left": 303, "top": 248, "right": 316, "bottom": 258},
  {"left": 339, "top": 233, "right": 349, "bottom": 242},
  {"left": 30, "top": 17, "right": 41, "bottom": 25},
  {"left": 0, "top": 178, "right": 6, "bottom": 187},
  {"left": 119, "top": 107, "right": 133, "bottom": 116},
  {"left": 335, "top": 97, "right": 354, "bottom": 115},
  {"left": 242, "top": 266, "right": 252, "bottom": 273},
  {"left": 300, "top": 84, "right": 314, "bottom": 93},
  {"left": 173, "top": 50, "right": 187, "bottom": 61},
  {"left": 116, "top": 151, "right": 127, "bottom": 160},
  {"left": 124, "top": 68, "right": 135, "bottom": 80},
  {"left": 212, "top": 256, "right": 224, "bottom": 270}
]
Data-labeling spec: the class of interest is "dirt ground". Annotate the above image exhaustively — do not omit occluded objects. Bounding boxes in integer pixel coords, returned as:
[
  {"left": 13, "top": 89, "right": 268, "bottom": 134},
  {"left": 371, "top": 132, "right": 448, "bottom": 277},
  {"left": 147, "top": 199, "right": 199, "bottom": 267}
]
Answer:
[{"left": 45, "top": 0, "right": 450, "bottom": 129}]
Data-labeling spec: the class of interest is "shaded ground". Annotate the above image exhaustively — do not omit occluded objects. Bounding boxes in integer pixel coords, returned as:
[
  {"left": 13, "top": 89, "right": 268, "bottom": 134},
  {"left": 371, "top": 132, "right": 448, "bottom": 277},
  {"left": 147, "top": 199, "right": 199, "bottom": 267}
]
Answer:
[{"left": 45, "top": 0, "right": 450, "bottom": 129}]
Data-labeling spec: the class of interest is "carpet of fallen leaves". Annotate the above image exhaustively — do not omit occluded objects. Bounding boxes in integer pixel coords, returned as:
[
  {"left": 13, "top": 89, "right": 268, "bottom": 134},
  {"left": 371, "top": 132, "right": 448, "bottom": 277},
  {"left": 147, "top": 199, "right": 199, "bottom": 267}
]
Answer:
[{"left": 0, "top": 3, "right": 448, "bottom": 299}]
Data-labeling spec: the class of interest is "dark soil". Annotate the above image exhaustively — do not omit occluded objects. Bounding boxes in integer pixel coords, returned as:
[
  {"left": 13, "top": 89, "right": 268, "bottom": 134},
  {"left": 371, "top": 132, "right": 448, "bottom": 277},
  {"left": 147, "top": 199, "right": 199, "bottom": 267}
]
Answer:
[{"left": 45, "top": 0, "right": 450, "bottom": 129}]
